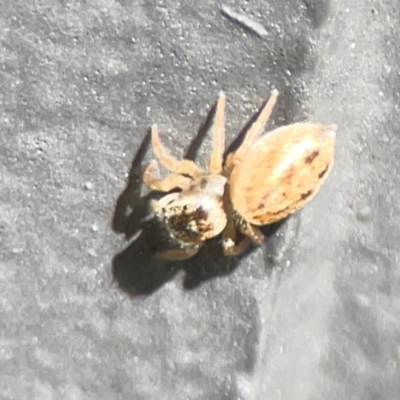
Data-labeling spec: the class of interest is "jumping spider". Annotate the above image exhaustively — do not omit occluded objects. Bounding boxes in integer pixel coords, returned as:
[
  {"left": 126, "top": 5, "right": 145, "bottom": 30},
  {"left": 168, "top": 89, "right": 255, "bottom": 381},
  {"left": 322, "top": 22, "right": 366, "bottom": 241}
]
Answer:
[{"left": 142, "top": 90, "right": 336, "bottom": 261}]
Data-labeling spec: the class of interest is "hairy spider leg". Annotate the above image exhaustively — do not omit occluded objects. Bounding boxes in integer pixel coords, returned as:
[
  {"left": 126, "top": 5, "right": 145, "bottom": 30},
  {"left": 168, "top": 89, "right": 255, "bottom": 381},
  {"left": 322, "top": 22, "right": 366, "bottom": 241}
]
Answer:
[
  {"left": 221, "top": 218, "right": 251, "bottom": 256},
  {"left": 226, "top": 89, "right": 279, "bottom": 169},
  {"left": 154, "top": 244, "right": 202, "bottom": 261},
  {"left": 239, "top": 221, "right": 264, "bottom": 244},
  {"left": 142, "top": 160, "right": 192, "bottom": 192},
  {"left": 222, "top": 211, "right": 265, "bottom": 256},
  {"left": 151, "top": 124, "right": 204, "bottom": 178},
  {"left": 208, "top": 91, "right": 226, "bottom": 174}
]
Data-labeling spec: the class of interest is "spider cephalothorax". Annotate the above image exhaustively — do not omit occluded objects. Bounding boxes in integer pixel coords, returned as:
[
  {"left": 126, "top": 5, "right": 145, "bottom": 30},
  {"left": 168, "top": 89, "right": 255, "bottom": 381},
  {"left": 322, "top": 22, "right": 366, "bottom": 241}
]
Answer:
[
  {"left": 142, "top": 89, "right": 336, "bottom": 261},
  {"left": 151, "top": 174, "right": 227, "bottom": 245}
]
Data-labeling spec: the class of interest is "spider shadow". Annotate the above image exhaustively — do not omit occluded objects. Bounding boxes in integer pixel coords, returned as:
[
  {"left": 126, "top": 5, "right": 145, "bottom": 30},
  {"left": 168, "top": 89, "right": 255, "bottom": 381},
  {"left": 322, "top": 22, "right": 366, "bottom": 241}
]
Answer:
[
  {"left": 111, "top": 95, "right": 287, "bottom": 296},
  {"left": 112, "top": 218, "right": 285, "bottom": 294}
]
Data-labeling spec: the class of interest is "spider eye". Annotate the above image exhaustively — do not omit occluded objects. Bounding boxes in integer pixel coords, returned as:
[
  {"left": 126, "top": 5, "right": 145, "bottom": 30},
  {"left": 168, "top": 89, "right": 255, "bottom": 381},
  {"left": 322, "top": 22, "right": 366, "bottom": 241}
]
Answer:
[{"left": 183, "top": 205, "right": 189, "bottom": 211}]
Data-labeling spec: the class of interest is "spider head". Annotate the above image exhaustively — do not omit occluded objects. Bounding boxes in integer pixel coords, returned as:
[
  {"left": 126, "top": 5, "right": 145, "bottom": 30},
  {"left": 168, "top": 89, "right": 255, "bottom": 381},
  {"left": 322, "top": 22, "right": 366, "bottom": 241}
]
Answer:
[{"left": 151, "top": 175, "right": 228, "bottom": 243}]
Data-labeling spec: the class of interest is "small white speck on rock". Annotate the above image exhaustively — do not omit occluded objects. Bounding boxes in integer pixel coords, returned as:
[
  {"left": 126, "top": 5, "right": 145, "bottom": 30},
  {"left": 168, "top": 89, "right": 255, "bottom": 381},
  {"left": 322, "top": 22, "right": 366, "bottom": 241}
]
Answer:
[
  {"left": 91, "top": 224, "right": 99, "bottom": 232},
  {"left": 356, "top": 206, "right": 372, "bottom": 222},
  {"left": 84, "top": 181, "right": 94, "bottom": 190},
  {"left": 88, "top": 248, "right": 97, "bottom": 257}
]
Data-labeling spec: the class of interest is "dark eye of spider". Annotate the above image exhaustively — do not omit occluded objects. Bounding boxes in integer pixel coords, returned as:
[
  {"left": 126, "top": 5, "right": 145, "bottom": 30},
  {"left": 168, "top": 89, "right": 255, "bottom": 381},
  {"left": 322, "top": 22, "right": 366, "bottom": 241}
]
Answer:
[{"left": 183, "top": 205, "right": 189, "bottom": 211}]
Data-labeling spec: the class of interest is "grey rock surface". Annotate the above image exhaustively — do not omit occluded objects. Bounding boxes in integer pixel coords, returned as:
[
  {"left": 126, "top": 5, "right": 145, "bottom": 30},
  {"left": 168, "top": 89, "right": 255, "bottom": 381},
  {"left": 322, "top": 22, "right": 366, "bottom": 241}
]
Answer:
[{"left": 1, "top": 0, "right": 400, "bottom": 399}]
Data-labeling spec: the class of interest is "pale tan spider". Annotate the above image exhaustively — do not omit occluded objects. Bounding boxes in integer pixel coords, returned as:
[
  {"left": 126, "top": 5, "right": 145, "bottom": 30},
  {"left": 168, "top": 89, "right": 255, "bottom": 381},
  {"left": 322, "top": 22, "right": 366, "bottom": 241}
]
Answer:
[{"left": 142, "top": 90, "right": 336, "bottom": 261}]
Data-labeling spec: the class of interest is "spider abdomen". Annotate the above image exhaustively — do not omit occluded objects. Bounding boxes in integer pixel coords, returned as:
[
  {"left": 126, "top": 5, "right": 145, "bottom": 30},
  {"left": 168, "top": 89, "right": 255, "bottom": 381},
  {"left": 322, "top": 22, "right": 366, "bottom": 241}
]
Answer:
[{"left": 230, "top": 123, "right": 336, "bottom": 225}]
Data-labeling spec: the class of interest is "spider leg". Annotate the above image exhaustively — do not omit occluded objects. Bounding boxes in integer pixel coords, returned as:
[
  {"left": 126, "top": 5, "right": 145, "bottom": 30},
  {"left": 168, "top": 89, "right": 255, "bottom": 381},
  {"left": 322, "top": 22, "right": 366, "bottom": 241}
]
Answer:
[
  {"left": 143, "top": 160, "right": 192, "bottom": 192},
  {"left": 222, "top": 219, "right": 251, "bottom": 256},
  {"left": 155, "top": 244, "right": 201, "bottom": 261},
  {"left": 226, "top": 90, "right": 279, "bottom": 169},
  {"left": 151, "top": 124, "right": 204, "bottom": 178},
  {"left": 208, "top": 91, "right": 226, "bottom": 174},
  {"left": 239, "top": 221, "right": 264, "bottom": 245}
]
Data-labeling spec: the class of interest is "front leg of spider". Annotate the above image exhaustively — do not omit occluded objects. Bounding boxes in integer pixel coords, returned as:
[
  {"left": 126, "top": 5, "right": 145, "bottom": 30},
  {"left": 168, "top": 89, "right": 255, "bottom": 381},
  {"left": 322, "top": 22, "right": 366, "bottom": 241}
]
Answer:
[
  {"left": 142, "top": 160, "right": 192, "bottom": 192},
  {"left": 150, "top": 124, "right": 204, "bottom": 178},
  {"left": 154, "top": 244, "right": 202, "bottom": 261},
  {"left": 222, "top": 218, "right": 251, "bottom": 256},
  {"left": 221, "top": 203, "right": 263, "bottom": 256}
]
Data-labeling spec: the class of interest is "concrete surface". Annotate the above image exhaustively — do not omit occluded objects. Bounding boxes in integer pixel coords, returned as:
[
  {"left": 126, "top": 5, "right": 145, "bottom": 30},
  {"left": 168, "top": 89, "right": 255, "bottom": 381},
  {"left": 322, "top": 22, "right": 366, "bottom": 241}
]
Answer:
[{"left": 1, "top": 0, "right": 400, "bottom": 399}]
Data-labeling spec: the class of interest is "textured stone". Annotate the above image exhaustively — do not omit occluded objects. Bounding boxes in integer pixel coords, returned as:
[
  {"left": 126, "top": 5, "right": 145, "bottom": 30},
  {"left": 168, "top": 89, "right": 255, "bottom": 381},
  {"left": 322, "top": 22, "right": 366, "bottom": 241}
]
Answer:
[{"left": 1, "top": 1, "right": 399, "bottom": 399}]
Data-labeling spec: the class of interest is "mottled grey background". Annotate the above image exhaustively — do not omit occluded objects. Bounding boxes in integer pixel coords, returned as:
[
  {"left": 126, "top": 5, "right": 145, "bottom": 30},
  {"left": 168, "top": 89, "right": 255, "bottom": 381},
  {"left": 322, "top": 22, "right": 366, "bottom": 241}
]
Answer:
[{"left": 1, "top": 0, "right": 400, "bottom": 399}]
